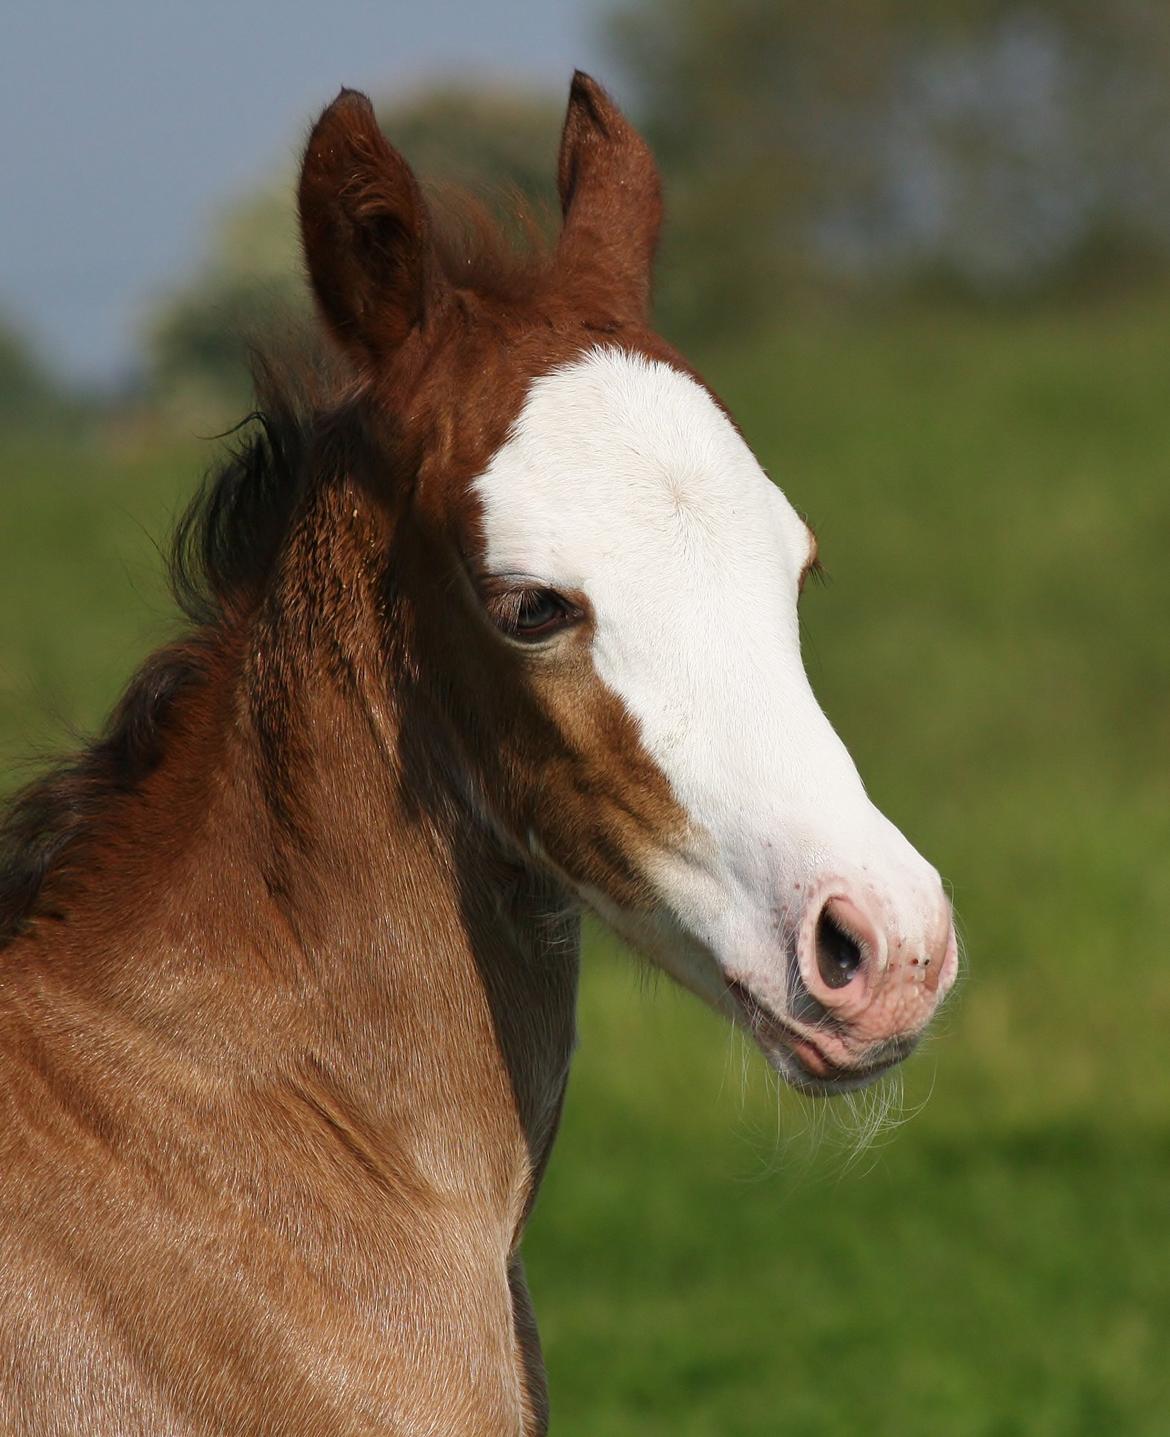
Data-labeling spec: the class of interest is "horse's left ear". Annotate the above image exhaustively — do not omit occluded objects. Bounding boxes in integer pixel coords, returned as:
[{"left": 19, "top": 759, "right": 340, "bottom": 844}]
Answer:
[
  {"left": 298, "top": 88, "right": 440, "bottom": 364},
  {"left": 555, "top": 72, "right": 663, "bottom": 326}
]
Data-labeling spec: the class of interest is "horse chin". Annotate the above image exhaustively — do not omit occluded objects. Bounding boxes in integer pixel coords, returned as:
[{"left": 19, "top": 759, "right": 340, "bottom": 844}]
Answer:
[
  {"left": 725, "top": 978, "right": 914, "bottom": 1097},
  {"left": 769, "top": 1046, "right": 904, "bottom": 1098}
]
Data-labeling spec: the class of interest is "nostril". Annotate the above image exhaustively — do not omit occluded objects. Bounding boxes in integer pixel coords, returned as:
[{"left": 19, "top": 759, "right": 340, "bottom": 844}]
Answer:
[{"left": 815, "top": 907, "right": 864, "bottom": 990}]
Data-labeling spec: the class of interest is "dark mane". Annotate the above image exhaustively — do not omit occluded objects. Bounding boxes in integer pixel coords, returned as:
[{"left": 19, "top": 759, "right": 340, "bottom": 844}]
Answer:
[
  {"left": 0, "top": 371, "right": 316, "bottom": 948},
  {"left": 170, "top": 367, "right": 314, "bottom": 628}
]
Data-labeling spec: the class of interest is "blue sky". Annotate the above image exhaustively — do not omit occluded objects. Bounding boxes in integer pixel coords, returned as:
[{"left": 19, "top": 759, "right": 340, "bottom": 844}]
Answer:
[{"left": 1, "top": 0, "right": 609, "bottom": 383}]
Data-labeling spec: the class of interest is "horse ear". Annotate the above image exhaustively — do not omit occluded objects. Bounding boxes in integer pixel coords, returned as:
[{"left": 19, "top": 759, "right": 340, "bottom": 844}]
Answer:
[
  {"left": 298, "top": 89, "right": 438, "bottom": 363},
  {"left": 555, "top": 72, "right": 663, "bottom": 325}
]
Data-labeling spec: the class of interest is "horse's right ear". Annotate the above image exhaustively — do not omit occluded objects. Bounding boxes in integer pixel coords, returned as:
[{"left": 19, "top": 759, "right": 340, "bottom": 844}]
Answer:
[{"left": 298, "top": 89, "right": 437, "bottom": 364}]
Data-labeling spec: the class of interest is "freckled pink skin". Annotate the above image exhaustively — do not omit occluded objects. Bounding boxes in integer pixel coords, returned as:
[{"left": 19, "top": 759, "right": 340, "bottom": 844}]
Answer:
[
  {"left": 725, "top": 878, "right": 957, "bottom": 1087},
  {"left": 788, "top": 885, "right": 957, "bottom": 1074}
]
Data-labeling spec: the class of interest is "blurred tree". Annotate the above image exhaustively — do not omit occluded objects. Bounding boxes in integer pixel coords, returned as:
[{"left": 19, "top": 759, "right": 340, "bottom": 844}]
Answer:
[
  {"left": 147, "top": 186, "right": 306, "bottom": 425},
  {"left": 146, "top": 13, "right": 1170, "bottom": 407},
  {"left": 0, "top": 317, "right": 72, "bottom": 429},
  {"left": 607, "top": 0, "right": 1170, "bottom": 337},
  {"left": 610, "top": 0, "right": 903, "bottom": 335},
  {"left": 147, "top": 86, "right": 562, "bottom": 426}
]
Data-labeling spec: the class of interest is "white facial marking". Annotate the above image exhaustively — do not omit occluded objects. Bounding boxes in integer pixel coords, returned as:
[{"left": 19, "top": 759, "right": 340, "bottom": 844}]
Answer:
[{"left": 474, "top": 347, "right": 946, "bottom": 1037}]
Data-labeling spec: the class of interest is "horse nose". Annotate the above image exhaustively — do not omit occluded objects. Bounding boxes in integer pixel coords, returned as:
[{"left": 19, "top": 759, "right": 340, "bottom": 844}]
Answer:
[
  {"left": 814, "top": 899, "right": 868, "bottom": 990},
  {"left": 801, "top": 889, "right": 957, "bottom": 1025},
  {"left": 808, "top": 894, "right": 882, "bottom": 1003}
]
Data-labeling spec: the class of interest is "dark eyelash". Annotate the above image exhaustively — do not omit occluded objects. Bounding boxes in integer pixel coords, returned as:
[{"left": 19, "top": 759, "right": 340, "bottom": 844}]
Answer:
[
  {"left": 486, "top": 587, "right": 528, "bottom": 631},
  {"left": 483, "top": 583, "right": 583, "bottom": 641}
]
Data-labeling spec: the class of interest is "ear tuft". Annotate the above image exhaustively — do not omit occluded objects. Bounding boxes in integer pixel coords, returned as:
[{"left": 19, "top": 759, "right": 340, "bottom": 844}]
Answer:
[
  {"left": 298, "top": 89, "right": 436, "bottom": 362},
  {"left": 555, "top": 72, "right": 662, "bottom": 325}
]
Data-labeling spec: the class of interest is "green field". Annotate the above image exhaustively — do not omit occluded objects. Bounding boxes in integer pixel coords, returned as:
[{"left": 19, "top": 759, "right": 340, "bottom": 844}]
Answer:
[{"left": 2, "top": 302, "right": 1167, "bottom": 1433}]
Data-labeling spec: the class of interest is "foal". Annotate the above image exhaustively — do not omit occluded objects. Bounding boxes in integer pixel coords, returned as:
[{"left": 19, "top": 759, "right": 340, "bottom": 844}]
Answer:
[{"left": 0, "top": 76, "right": 956, "bottom": 1434}]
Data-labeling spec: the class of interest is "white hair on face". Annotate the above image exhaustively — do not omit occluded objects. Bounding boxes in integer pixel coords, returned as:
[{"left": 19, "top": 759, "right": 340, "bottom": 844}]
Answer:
[{"left": 473, "top": 347, "right": 937, "bottom": 999}]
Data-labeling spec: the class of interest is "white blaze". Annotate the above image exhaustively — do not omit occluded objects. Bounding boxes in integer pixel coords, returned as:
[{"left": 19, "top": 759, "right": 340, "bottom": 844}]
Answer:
[{"left": 474, "top": 347, "right": 938, "bottom": 1004}]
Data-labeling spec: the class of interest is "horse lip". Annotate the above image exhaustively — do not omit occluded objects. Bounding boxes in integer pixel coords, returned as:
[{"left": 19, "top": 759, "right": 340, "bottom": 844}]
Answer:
[
  {"left": 726, "top": 978, "right": 840, "bottom": 1078},
  {"left": 726, "top": 978, "right": 901, "bottom": 1089}
]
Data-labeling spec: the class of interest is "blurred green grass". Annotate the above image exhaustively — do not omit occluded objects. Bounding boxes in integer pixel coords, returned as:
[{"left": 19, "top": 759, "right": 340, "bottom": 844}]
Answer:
[{"left": 2, "top": 302, "right": 1167, "bottom": 1433}]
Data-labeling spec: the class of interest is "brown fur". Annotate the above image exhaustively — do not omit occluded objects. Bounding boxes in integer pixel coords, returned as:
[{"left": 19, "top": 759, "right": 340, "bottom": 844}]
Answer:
[{"left": 0, "top": 75, "right": 694, "bottom": 1434}]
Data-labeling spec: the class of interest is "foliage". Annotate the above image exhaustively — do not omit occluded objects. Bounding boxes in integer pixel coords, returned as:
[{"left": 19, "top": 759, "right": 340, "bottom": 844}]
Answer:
[
  {"left": 3, "top": 298, "right": 1167, "bottom": 1432},
  {"left": 607, "top": 0, "right": 1170, "bottom": 339},
  {"left": 141, "top": 4, "right": 1170, "bottom": 413},
  {"left": 0, "top": 318, "right": 74, "bottom": 428}
]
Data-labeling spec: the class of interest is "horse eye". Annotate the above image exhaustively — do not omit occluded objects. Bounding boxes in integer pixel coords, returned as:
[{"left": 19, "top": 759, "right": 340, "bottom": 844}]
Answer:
[
  {"left": 491, "top": 586, "right": 578, "bottom": 641},
  {"left": 515, "top": 591, "right": 563, "bottom": 633}
]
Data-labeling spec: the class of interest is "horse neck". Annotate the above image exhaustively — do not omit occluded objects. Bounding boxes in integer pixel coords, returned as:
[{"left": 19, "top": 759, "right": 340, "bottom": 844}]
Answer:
[{"left": 233, "top": 660, "right": 581, "bottom": 1216}]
